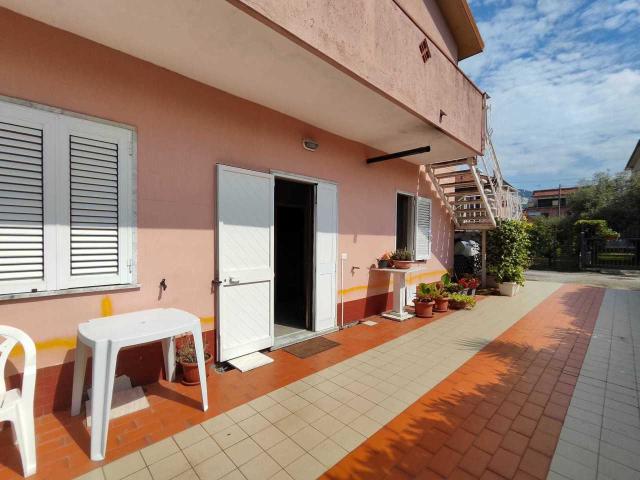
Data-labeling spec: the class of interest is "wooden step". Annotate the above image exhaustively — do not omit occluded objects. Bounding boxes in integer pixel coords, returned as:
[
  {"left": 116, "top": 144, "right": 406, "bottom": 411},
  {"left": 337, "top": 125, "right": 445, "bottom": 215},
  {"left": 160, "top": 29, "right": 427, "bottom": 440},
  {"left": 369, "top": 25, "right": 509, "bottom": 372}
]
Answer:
[
  {"left": 434, "top": 170, "right": 471, "bottom": 180},
  {"left": 430, "top": 157, "right": 476, "bottom": 169},
  {"left": 445, "top": 191, "right": 479, "bottom": 197},
  {"left": 452, "top": 200, "right": 484, "bottom": 206}
]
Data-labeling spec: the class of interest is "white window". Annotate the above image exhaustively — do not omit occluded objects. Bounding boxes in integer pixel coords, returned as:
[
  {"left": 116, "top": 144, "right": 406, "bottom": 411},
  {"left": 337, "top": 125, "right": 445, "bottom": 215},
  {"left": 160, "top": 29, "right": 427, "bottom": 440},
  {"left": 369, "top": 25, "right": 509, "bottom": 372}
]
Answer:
[
  {"left": 395, "top": 193, "right": 431, "bottom": 261},
  {"left": 0, "top": 99, "right": 135, "bottom": 296}
]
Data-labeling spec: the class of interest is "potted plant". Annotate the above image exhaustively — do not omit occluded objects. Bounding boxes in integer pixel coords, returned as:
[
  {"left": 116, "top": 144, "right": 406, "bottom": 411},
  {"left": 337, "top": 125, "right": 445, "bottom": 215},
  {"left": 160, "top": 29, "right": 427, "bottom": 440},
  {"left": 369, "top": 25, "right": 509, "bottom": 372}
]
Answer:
[
  {"left": 176, "top": 336, "right": 214, "bottom": 386},
  {"left": 459, "top": 276, "right": 480, "bottom": 296},
  {"left": 413, "top": 283, "right": 435, "bottom": 318},
  {"left": 390, "top": 248, "right": 413, "bottom": 269},
  {"left": 487, "top": 219, "right": 532, "bottom": 297},
  {"left": 377, "top": 251, "right": 392, "bottom": 269},
  {"left": 432, "top": 282, "right": 449, "bottom": 312},
  {"left": 449, "top": 293, "right": 477, "bottom": 310}
]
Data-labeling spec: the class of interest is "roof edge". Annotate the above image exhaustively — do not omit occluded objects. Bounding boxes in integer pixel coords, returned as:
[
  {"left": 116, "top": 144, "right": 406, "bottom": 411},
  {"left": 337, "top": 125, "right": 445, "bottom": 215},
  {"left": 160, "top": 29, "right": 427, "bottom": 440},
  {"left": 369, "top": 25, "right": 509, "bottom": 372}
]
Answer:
[
  {"left": 436, "top": 0, "right": 484, "bottom": 60},
  {"left": 625, "top": 140, "right": 640, "bottom": 170}
]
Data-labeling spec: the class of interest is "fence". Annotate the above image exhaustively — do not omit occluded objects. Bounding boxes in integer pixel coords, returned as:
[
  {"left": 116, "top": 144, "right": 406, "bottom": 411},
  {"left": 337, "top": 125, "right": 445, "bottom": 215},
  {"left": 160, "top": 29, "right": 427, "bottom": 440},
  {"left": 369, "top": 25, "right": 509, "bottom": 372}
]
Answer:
[{"left": 581, "top": 237, "right": 640, "bottom": 270}]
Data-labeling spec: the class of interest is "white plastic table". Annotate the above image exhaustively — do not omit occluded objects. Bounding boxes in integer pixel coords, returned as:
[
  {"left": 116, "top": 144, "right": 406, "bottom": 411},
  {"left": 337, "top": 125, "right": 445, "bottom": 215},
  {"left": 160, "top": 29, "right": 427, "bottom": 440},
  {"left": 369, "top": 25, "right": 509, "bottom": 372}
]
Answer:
[
  {"left": 372, "top": 266, "right": 427, "bottom": 321},
  {"left": 70, "top": 308, "right": 209, "bottom": 461}
]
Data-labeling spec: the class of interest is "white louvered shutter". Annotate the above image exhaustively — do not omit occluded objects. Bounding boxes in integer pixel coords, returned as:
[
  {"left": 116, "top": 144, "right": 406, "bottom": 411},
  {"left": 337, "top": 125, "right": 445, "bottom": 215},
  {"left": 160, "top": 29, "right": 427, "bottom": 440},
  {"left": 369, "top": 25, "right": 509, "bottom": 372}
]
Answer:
[
  {"left": 414, "top": 196, "right": 432, "bottom": 261},
  {"left": 0, "top": 102, "right": 58, "bottom": 295},
  {"left": 57, "top": 116, "right": 134, "bottom": 289}
]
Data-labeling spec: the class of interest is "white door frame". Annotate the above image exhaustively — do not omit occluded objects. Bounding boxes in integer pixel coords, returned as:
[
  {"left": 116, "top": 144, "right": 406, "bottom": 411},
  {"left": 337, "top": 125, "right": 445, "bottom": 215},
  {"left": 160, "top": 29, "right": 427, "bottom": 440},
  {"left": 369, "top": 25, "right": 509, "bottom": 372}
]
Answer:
[{"left": 271, "top": 170, "right": 338, "bottom": 333}]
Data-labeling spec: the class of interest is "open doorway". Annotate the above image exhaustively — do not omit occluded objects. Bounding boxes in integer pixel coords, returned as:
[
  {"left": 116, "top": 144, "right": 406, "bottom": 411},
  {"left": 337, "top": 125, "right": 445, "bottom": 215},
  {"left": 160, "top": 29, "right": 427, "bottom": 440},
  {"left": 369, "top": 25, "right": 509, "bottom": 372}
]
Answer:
[{"left": 274, "top": 178, "right": 314, "bottom": 340}]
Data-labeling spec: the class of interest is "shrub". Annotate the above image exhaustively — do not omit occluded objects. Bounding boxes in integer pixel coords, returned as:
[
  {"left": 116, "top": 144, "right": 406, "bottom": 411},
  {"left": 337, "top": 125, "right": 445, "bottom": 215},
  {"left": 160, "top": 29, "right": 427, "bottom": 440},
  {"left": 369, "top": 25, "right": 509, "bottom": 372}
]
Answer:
[{"left": 487, "top": 219, "right": 531, "bottom": 286}]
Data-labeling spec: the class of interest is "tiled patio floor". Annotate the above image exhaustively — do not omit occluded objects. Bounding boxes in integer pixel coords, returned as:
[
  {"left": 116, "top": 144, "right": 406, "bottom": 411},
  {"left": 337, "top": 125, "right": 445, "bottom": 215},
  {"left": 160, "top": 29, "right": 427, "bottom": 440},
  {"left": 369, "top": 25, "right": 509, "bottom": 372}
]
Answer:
[
  {"left": 0, "top": 281, "right": 616, "bottom": 480},
  {"left": 549, "top": 289, "right": 640, "bottom": 480}
]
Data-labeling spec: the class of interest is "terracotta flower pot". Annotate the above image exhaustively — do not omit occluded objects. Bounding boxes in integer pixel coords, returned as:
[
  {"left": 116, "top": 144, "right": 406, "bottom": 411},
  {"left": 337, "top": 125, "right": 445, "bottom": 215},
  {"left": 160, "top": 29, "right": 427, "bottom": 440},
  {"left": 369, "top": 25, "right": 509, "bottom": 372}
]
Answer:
[
  {"left": 179, "top": 352, "right": 214, "bottom": 386},
  {"left": 434, "top": 298, "right": 449, "bottom": 312},
  {"left": 392, "top": 260, "right": 412, "bottom": 269},
  {"left": 414, "top": 300, "right": 435, "bottom": 318}
]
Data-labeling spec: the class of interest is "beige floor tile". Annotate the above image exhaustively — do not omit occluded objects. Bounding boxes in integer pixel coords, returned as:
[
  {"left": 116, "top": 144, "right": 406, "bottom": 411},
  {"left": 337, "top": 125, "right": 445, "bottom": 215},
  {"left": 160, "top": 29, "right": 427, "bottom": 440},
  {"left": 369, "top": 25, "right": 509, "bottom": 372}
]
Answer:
[
  {"left": 275, "top": 414, "right": 308, "bottom": 436},
  {"left": 251, "top": 425, "right": 287, "bottom": 450},
  {"left": 183, "top": 437, "right": 222, "bottom": 467},
  {"left": 332, "top": 426, "right": 365, "bottom": 452},
  {"left": 239, "top": 452, "right": 281, "bottom": 480},
  {"left": 219, "top": 470, "right": 246, "bottom": 480},
  {"left": 344, "top": 381, "right": 369, "bottom": 395},
  {"left": 298, "top": 387, "right": 325, "bottom": 403},
  {"left": 294, "top": 404, "right": 325, "bottom": 424},
  {"left": 361, "top": 387, "right": 389, "bottom": 404},
  {"left": 171, "top": 469, "right": 199, "bottom": 480},
  {"left": 213, "top": 424, "right": 248, "bottom": 449},
  {"left": 248, "top": 394, "right": 277, "bottom": 412},
  {"left": 148, "top": 451, "right": 190, "bottom": 480},
  {"left": 309, "top": 438, "right": 348, "bottom": 468},
  {"left": 194, "top": 452, "right": 236, "bottom": 480},
  {"left": 350, "top": 415, "right": 382, "bottom": 437},
  {"left": 349, "top": 396, "right": 376, "bottom": 414},
  {"left": 315, "top": 381, "right": 340, "bottom": 395},
  {"left": 123, "top": 469, "right": 152, "bottom": 480},
  {"left": 301, "top": 374, "right": 324, "bottom": 386},
  {"left": 285, "top": 453, "right": 326, "bottom": 480},
  {"left": 269, "top": 470, "right": 294, "bottom": 480},
  {"left": 310, "top": 415, "right": 344, "bottom": 437},
  {"left": 328, "top": 388, "right": 357, "bottom": 404},
  {"left": 103, "top": 452, "right": 147, "bottom": 480},
  {"left": 202, "top": 413, "right": 235, "bottom": 435},
  {"left": 290, "top": 425, "right": 326, "bottom": 451},
  {"left": 268, "top": 387, "right": 297, "bottom": 403},
  {"left": 226, "top": 404, "right": 257, "bottom": 423},
  {"left": 365, "top": 404, "right": 396, "bottom": 424},
  {"left": 76, "top": 469, "right": 106, "bottom": 480},
  {"left": 313, "top": 395, "right": 342, "bottom": 413},
  {"left": 261, "top": 403, "right": 291, "bottom": 423},
  {"left": 267, "top": 438, "right": 305, "bottom": 468},
  {"left": 238, "top": 413, "right": 271, "bottom": 436},
  {"left": 285, "top": 380, "right": 311, "bottom": 395},
  {"left": 280, "top": 395, "right": 310, "bottom": 413},
  {"left": 224, "top": 437, "right": 263, "bottom": 467},
  {"left": 140, "top": 437, "right": 180, "bottom": 466},
  {"left": 378, "top": 396, "right": 409, "bottom": 414},
  {"left": 330, "top": 405, "right": 360, "bottom": 424},
  {"left": 173, "top": 425, "right": 209, "bottom": 450}
]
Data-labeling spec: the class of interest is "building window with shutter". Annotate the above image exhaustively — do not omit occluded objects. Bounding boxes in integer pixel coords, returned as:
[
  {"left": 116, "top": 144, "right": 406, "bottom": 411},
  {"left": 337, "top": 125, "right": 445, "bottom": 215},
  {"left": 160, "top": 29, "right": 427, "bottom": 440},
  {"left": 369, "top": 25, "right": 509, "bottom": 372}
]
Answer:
[
  {"left": 395, "top": 192, "right": 431, "bottom": 261},
  {"left": 0, "top": 99, "right": 135, "bottom": 296}
]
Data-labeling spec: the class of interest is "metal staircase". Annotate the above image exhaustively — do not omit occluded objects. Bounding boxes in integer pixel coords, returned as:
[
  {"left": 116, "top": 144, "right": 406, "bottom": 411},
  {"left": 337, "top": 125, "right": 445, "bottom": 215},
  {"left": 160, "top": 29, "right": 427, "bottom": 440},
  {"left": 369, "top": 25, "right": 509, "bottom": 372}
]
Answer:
[{"left": 426, "top": 130, "right": 522, "bottom": 231}]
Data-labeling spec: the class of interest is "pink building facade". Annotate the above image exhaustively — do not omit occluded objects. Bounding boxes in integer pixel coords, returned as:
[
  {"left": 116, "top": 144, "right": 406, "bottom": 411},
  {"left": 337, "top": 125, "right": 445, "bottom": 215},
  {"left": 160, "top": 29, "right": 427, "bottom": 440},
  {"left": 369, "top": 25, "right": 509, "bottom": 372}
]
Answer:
[{"left": 0, "top": 1, "right": 485, "bottom": 415}]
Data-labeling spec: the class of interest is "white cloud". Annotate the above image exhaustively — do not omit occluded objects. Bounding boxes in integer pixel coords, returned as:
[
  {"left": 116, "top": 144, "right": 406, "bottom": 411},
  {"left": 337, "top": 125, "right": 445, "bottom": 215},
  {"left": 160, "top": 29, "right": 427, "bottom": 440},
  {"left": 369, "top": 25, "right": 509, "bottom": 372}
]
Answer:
[{"left": 462, "top": 0, "right": 640, "bottom": 189}]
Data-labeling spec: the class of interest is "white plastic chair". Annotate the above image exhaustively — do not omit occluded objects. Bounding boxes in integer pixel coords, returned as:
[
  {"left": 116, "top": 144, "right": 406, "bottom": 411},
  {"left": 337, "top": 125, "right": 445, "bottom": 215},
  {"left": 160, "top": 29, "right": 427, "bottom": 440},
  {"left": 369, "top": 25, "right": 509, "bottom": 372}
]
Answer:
[{"left": 0, "top": 326, "right": 37, "bottom": 477}]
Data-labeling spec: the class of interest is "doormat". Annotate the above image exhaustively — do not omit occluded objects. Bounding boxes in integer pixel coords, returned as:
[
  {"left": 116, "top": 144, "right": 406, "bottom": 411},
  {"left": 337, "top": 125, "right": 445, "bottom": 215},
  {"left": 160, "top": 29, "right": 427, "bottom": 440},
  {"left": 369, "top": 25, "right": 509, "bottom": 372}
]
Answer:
[{"left": 283, "top": 337, "right": 340, "bottom": 359}]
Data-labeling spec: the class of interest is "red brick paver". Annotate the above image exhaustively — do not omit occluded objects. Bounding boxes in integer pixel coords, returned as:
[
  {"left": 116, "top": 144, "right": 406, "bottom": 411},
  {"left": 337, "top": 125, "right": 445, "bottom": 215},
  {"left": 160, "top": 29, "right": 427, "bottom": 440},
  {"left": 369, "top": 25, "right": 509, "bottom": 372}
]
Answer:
[{"left": 323, "top": 284, "right": 604, "bottom": 480}]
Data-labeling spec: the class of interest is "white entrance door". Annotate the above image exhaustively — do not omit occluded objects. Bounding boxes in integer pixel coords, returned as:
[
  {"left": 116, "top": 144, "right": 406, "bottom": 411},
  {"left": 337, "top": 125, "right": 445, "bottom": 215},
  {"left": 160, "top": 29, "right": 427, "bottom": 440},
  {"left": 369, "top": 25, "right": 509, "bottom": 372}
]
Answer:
[
  {"left": 216, "top": 165, "right": 274, "bottom": 362},
  {"left": 314, "top": 182, "right": 338, "bottom": 332}
]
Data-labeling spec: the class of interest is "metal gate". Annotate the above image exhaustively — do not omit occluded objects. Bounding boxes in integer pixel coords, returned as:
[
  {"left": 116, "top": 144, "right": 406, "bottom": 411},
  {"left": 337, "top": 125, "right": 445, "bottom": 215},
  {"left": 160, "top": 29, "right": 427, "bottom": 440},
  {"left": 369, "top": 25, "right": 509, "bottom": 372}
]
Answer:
[{"left": 582, "top": 237, "right": 640, "bottom": 269}]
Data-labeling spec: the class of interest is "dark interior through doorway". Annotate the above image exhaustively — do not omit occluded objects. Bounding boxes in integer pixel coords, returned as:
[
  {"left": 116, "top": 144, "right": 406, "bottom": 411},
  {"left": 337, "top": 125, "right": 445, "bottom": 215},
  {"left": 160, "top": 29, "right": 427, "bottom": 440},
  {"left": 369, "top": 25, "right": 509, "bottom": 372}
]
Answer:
[{"left": 274, "top": 178, "right": 314, "bottom": 334}]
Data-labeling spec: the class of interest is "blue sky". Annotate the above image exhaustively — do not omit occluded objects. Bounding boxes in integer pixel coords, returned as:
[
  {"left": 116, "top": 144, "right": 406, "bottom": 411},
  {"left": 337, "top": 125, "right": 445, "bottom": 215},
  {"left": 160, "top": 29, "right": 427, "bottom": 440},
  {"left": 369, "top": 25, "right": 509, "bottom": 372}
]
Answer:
[{"left": 461, "top": 0, "right": 640, "bottom": 191}]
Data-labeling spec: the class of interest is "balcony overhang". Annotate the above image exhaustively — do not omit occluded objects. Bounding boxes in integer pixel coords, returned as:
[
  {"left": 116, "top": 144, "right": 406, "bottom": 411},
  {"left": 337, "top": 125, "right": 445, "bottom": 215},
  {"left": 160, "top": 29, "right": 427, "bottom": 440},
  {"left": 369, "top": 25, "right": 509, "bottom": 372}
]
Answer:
[{"left": 0, "top": 0, "right": 479, "bottom": 165}]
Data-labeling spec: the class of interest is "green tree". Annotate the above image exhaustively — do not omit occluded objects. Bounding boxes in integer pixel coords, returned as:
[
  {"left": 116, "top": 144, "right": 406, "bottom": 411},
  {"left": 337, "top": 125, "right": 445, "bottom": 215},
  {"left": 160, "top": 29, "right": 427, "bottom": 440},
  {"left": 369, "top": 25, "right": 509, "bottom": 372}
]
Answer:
[
  {"left": 487, "top": 219, "right": 532, "bottom": 285},
  {"left": 568, "top": 171, "right": 640, "bottom": 236}
]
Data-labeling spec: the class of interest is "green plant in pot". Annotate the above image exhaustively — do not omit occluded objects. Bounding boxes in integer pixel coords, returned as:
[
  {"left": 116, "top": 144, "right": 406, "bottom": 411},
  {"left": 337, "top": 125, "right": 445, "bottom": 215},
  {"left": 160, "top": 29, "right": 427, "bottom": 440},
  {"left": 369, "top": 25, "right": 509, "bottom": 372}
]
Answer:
[
  {"left": 487, "top": 219, "right": 532, "bottom": 297},
  {"left": 431, "top": 280, "right": 449, "bottom": 312},
  {"left": 176, "top": 336, "right": 213, "bottom": 386},
  {"left": 390, "top": 248, "right": 413, "bottom": 269},
  {"left": 449, "top": 293, "right": 476, "bottom": 310},
  {"left": 413, "top": 282, "right": 435, "bottom": 318},
  {"left": 377, "top": 251, "right": 392, "bottom": 269}
]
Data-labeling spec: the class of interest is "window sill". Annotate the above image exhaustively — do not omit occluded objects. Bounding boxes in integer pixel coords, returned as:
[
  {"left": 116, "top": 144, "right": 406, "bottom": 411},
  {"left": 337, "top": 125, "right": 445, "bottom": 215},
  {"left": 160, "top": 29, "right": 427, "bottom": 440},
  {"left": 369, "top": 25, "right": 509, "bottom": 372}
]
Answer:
[{"left": 0, "top": 283, "right": 141, "bottom": 302}]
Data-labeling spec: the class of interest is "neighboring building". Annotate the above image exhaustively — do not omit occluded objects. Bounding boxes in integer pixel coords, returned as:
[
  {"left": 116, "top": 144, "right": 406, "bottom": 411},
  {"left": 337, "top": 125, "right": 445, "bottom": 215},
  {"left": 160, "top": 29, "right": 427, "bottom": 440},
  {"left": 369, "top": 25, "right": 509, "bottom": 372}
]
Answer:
[
  {"left": 0, "top": 1, "right": 517, "bottom": 415},
  {"left": 625, "top": 140, "right": 640, "bottom": 172},
  {"left": 525, "top": 187, "right": 579, "bottom": 218}
]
